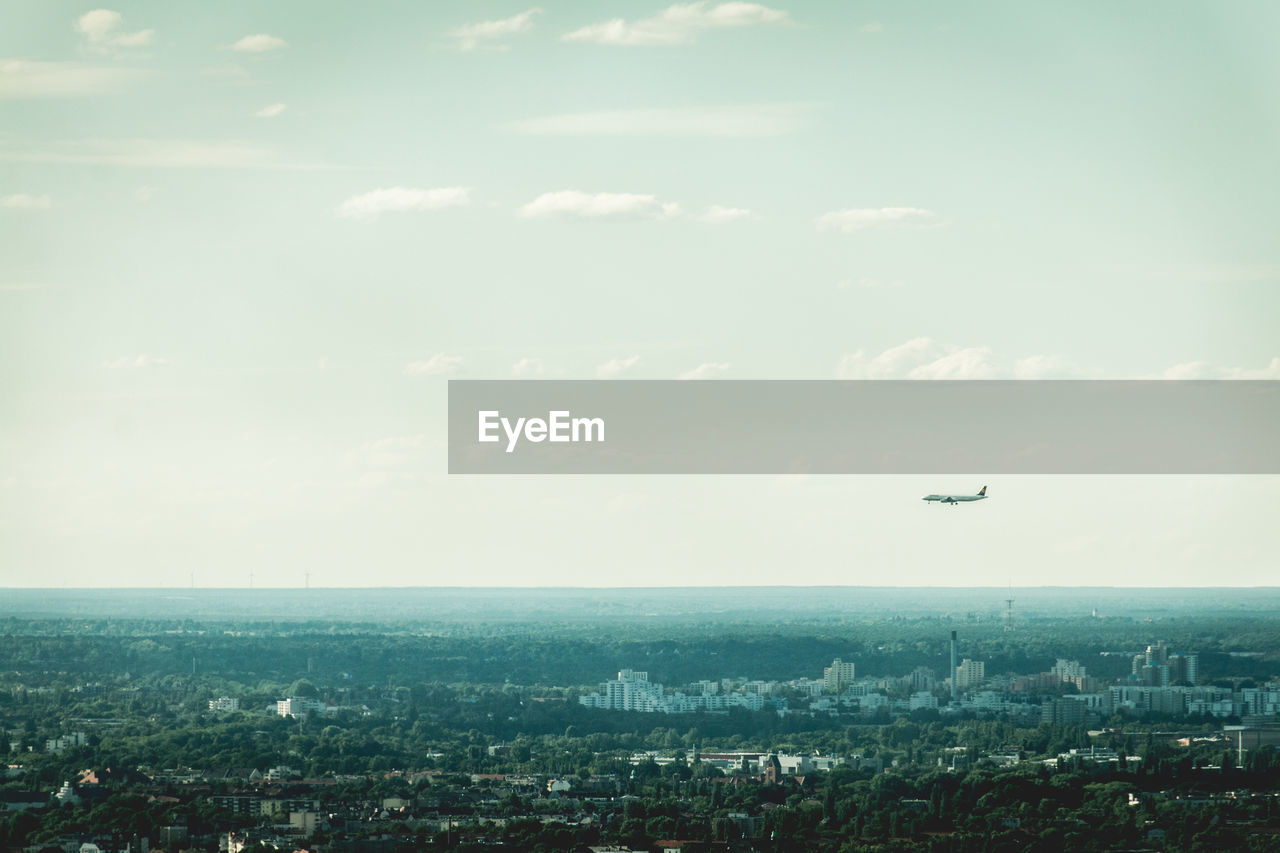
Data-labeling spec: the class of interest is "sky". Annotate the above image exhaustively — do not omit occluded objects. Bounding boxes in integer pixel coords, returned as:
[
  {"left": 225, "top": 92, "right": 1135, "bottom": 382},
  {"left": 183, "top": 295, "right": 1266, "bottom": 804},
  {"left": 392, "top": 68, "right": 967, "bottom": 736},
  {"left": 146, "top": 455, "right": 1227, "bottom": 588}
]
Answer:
[{"left": 2, "top": 1, "right": 1278, "bottom": 588}]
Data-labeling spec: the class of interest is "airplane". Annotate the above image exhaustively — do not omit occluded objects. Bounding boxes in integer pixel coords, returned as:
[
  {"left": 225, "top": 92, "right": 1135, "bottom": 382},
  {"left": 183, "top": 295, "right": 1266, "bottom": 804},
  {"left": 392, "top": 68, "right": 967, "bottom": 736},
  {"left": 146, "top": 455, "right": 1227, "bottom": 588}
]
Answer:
[{"left": 923, "top": 486, "right": 988, "bottom": 506}]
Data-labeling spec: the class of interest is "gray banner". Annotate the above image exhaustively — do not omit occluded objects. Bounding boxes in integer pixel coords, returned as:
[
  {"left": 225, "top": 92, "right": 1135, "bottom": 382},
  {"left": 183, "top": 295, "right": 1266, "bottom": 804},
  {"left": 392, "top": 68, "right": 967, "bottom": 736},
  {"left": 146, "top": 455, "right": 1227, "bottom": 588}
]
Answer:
[{"left": 447, "top": 380, "right": 1280, "bottom": 474}]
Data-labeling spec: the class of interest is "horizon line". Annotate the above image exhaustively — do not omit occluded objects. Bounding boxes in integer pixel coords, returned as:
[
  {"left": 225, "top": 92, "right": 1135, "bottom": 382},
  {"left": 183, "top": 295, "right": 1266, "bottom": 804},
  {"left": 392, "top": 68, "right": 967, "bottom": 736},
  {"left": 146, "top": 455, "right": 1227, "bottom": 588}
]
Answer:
[{"left": 3, "top": 585, "right": 1280, "bottom": 592}]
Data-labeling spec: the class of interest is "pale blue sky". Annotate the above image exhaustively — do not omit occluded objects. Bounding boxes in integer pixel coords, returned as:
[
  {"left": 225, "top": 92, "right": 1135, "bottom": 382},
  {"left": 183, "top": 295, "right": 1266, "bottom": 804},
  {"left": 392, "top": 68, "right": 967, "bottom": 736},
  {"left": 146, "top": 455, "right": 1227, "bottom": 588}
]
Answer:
[{"left": 2, "top": 1, "right": 1277, "bottom": 587}]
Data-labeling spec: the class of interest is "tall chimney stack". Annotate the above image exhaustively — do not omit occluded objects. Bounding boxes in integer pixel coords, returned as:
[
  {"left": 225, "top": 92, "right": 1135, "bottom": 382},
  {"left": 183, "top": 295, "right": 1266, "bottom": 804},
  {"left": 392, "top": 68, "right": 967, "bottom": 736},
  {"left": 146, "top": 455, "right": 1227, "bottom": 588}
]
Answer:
[{"left": 950, "top": 630, "right": 958, "bottom": 701}]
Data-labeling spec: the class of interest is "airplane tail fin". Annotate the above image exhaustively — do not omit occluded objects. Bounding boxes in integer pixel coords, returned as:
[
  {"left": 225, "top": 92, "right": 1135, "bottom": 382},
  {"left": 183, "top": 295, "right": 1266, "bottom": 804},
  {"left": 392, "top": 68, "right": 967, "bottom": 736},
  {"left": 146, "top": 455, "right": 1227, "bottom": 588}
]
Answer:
[{"left": 978, "top": 486, "right": 987, "bottom": 496}]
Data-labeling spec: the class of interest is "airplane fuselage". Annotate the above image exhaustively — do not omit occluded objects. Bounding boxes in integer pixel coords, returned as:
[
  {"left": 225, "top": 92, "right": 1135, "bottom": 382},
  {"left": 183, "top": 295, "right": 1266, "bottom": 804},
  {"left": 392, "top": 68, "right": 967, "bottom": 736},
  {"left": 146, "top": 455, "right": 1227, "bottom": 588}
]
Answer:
[{"left": 923, "top": 486, "right": 988, "bottom": 505}]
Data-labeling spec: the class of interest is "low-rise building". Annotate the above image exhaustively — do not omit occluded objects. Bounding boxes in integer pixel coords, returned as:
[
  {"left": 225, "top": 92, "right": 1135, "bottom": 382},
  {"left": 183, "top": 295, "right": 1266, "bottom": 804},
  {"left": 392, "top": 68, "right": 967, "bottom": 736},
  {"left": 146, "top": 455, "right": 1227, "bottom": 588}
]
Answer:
[{"left": 0, "top": 790, "right": 50, "bottom": 811}]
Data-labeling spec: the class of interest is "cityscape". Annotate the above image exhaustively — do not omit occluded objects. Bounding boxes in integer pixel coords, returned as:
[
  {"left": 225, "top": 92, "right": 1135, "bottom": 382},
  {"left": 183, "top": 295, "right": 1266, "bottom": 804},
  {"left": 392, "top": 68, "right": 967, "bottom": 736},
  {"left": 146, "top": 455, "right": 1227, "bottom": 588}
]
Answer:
[
  {"left": 4, "top": 0, "right": 1279, "bottom": 851},
  {"left": 575, "top": 641, "right": 1240, "bottom": 725},
  {"left": 2, "top": 588, "right": 1280, "bottom": 852}
]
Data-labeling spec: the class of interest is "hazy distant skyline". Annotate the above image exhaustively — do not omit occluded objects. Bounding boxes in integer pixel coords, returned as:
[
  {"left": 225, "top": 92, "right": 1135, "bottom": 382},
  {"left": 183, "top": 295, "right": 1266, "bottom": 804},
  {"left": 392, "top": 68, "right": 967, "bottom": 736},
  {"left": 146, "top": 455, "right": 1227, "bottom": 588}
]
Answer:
[{"left": 2, "top": 2, "right": 1278, "bottom": 587}]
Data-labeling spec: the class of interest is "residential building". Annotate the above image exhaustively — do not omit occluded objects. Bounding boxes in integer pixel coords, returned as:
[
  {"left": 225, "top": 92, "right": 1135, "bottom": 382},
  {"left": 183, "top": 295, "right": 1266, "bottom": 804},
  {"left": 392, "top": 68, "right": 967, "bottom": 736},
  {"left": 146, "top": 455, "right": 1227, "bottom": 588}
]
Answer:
[
  {"left": 909, "top": 692, "right": 938, "bottom": 711},
  {"left": 45, "top": 732, "right": 87, "bottom": 754},
  {"left": 579, "top": 670, "right": 665, "bottom": 712},
  {"left": 1050, "top": 660, "right": 1086, "bottom": 682},
  {"left": 1169, "top": 653, "right": 1198, "bottom": 685},
  {"left": 276, "top": 697, "right": 326, "bottom": 718},
  {"left": 823, "top": 659, "right": 856, "bottom": 693},
  {"left": 1041, "top": 697, "right": 1088, "bottom": 725},
  {"left": 955, "top": 659, "right": 985, "bottom": 689},
  {"left": 908, "top": 667, "right": 937, "bottom": 692}
]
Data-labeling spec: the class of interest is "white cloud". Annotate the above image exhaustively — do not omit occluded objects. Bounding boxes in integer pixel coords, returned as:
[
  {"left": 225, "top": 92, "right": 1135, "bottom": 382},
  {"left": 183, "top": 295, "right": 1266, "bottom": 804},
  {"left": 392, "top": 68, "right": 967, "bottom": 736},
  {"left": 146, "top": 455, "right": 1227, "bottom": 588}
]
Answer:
[
  {"left": 0, "top": 193, "right": 52, "bottom": 209},
  {"left": 449, "top": 8, "right": 541, "bottom": 51},
  {"left": 102, "top": 354, "right": 168, "bottom": 369},
  {"left": 817, "top": 207, "right": 937, "bottom": 232},
  {"left": 564, "top": 2, "right": 791, "bottom": 46},
  {"left": 837, "top": 337, "right": 942, "bottom": 379},
  {"left": 596, "top": 355, "right": 640, "bottom": 378},
  {"left": 511, "top": 357, "right": 546, "bottom": 377},
  {"left": 1014, "top": 354, "right": 1077, "bottom": 379},
  {"left": 1159, "top": 357, "right": 1280, "bottom": 380},
  {"left": 520, "top": 190, "right": 680, "bottom": 220},
  {"left": 839, "top": 340, "right": 1094, "bottom": 379},
  {"left": 859, "top": 23, "right": 883, "bottom": 33},
  {"left": 133, "top": 186, "right": 155, "bottom": 202},
  {"left": 677, "top": 361, "right": 731, "bottom": 380},
  {"left": 0, "top": 59, "right": 143, "bottom": 98},
  {"left": 699, "top": 204, "right": 752, "bottom": 223},
  {"left": 1223, "top": 357, "right": 1280, "bottom": 379},
  {"left": 507, "top": 103, "right": 816, "bottom": 137},
  {"left": 230, "top": 34, "right": 287, "bottom": 53},
  {"left": 403, "top": 353, "right": 462, "bottom": 376},
  {"left": 837, "top": 337, "right": 997, "bottom": 380},
  {"left": 336, "top": 187, "right": 470, "bottom": 219},
  {"left": 0, "top": 138, "right": 287, "bottom": 169},
  {"left": 907, "top": 347, "right": 996, "bottom": 379},
  {"left": 75, "top": 10, "right": 154, "bottom": 49},
  {"left": 1158, "top": 361, "right": 1209, "bottom": 379},
  {"left": 254, "top": 103, "right": 287, "bottom": 118}
]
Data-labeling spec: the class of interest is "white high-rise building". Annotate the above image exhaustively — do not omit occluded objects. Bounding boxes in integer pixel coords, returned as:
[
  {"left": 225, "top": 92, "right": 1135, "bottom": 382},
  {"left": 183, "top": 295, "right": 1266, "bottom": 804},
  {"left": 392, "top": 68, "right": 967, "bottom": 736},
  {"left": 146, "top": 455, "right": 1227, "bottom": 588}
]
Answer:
[
  {"left": 1050, "top": 660, "right": 1086, "bottom": 682},
  {"left": 578, "top": 670, "right": 769, "bottom": 714},
  {"left": 823, "top": 659, "right": 856, "bottom": 693},
  {"left": 580, "top": 670, "right": 665, "bottom": 712},
  {"left": 955, "top": 659, "right": 985, "bottom": 689}
]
